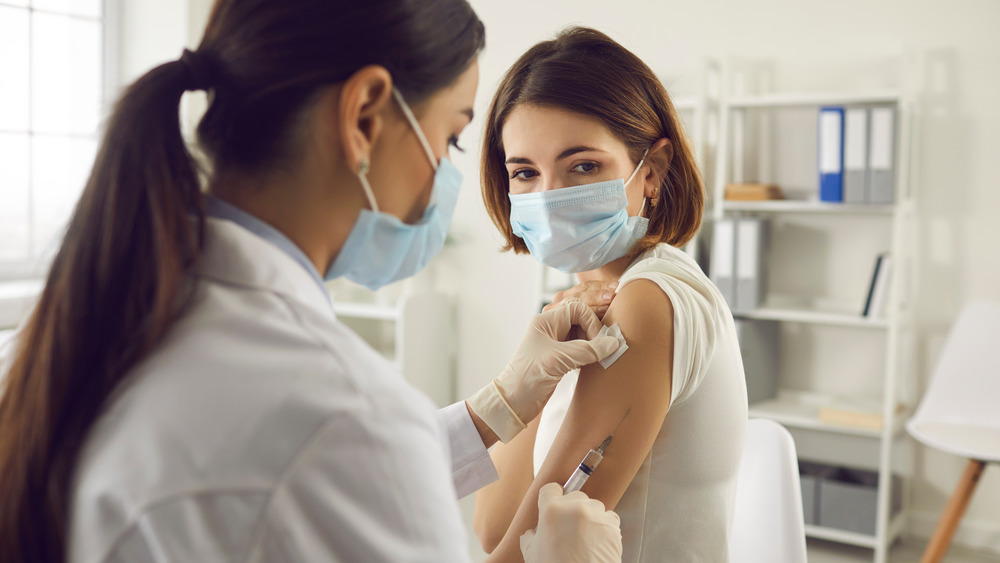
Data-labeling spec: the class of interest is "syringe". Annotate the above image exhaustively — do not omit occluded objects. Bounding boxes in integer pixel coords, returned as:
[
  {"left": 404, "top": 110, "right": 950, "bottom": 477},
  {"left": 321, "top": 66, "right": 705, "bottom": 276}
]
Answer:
[
  {"left": 562, "top": 408, "right": 630, "bottom": 494},
  {"left": 562, "top": 433, "right": 613, "bottom": 493}
]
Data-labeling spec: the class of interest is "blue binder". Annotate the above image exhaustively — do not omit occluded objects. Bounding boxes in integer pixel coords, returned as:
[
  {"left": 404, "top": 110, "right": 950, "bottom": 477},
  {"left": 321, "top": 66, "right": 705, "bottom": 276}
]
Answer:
[{"left": 818, "top": 106, "right": 845, "bottom": 202}]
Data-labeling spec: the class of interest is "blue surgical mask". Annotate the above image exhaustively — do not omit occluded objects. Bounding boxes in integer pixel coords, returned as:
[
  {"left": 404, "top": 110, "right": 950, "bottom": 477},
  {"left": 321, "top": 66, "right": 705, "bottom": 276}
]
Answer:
[
  {"left": 509, "top": 152, "right": 649, "bottom": 274},
  {"left": 325, "top": 88, "right": 462, "bottom": 290}
]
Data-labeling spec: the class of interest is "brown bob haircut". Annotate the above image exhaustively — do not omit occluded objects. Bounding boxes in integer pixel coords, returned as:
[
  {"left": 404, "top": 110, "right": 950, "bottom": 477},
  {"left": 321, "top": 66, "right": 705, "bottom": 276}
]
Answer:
[{"left": 481, "top": 27, "right": 703, "bottom": 255}]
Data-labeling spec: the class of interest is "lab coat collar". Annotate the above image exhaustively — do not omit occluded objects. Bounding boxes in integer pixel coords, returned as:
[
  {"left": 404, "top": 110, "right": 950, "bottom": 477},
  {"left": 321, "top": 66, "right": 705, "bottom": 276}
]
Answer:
[
  {"left": 204, "top": 196, "right": 330, "bottom": 302},
  {"left": 197, "top": 217, "right": 334, "bottom": 316}
]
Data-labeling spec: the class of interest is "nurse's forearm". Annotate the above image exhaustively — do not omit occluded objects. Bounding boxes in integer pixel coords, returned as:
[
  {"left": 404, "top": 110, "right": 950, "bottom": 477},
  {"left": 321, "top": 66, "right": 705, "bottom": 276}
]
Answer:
[{"left": 466, "top": 401, "right": 500, "bottom": 449}]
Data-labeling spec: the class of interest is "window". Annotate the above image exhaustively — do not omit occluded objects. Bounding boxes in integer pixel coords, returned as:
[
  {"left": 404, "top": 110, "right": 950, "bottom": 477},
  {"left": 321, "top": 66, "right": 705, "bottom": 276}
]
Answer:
[{"left": 0, "top": 0, "right": 106, "bottom": 280}]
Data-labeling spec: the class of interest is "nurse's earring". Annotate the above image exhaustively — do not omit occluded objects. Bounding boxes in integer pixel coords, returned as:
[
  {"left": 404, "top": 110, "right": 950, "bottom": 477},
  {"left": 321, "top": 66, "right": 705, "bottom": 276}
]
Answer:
[{"left": 356, "top": 158, "right": 380, "bottom": 212}]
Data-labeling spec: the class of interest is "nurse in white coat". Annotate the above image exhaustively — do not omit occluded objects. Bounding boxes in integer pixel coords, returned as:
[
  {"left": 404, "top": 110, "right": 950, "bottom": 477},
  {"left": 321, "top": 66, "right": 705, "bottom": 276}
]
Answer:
[{"left": 0, "top": 1, "right": 623, "bottom": 562}]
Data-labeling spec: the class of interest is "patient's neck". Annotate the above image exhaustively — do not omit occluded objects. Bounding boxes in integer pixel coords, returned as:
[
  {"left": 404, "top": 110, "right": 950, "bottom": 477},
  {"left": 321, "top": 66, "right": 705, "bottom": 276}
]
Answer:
[{"left": 575, "top": 254, "right": 634, "bottom": 285}]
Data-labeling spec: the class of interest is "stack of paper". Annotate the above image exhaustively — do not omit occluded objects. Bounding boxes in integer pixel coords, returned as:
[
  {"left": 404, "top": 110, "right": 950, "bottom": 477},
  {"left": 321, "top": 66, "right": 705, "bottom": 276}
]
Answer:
[
  {"left": 724, "top": 183, "right": 784, "bottom": 201},
  {"left": 819, "top": 397, "right": 904, "bottom": 431}
]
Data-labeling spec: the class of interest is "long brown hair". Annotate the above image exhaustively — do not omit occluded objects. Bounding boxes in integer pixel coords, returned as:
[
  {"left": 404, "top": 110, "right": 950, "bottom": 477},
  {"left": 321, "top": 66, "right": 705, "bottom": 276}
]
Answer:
[
  {"left": 0, "top": 1, "right": 484, "bottom": 560},
  {"left": 481, "top": 26, "right": 704, "bottom": 253}
]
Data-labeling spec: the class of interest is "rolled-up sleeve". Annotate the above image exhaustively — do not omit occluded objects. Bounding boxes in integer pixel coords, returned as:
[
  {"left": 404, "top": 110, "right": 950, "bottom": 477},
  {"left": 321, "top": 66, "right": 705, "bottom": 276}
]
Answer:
[{"left": 438, "top": 401, "right": 499, "bottom": 499}]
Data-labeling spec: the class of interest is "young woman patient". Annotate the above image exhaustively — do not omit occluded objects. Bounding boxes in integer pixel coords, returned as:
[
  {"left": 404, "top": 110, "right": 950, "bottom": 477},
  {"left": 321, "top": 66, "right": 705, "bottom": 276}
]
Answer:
[{"left": 474, "top": 27, "right": 748, "bottom": 562}]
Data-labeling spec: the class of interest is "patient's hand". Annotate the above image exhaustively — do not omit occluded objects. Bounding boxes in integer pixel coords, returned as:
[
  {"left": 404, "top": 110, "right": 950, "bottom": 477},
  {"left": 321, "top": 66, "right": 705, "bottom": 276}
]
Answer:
[
  {"left": 544, "top": 280, "right": 617, "bottom": 320},
  {"left": 544, "top": 280, "right": 618, "bottom": 340}
]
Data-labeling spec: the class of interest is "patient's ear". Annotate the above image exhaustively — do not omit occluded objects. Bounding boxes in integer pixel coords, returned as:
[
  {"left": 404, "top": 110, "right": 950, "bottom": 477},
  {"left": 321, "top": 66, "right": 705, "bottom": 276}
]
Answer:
[{"left": 643, "top": 138, "right": 673, "bottom": 200}]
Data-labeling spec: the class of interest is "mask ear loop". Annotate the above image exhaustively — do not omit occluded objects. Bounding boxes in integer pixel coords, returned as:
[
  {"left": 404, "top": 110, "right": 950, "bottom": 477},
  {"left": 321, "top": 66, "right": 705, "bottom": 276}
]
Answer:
[
  {"left": 357, "top": 159, "right": 380, "bottom": 213},
  {"left": 391, "top": 88, "right": 439, "bottom": 171},
  {"left": 355, "top": 88, "right": 437, "bottom": 215},
  {"left": 358, "top": 86, "right": 438, "bottom": 213},
  {"left": 627, "top": 148, "right": 651, "bottom": 217}
]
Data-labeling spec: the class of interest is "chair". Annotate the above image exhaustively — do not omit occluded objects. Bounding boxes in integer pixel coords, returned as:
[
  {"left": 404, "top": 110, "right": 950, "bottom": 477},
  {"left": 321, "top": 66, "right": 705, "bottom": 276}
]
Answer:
[
  {"left": 906, "top": 301, "right": 1000, "bottom": 563},
  {"left": 730, "top": 418, "right": 808, "bottom": 563}
]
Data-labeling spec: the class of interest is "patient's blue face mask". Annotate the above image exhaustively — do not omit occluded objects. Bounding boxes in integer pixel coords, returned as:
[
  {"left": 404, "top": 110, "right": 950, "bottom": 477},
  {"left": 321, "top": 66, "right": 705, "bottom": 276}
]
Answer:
[
  {"left": 325, "top": 88, "right": 462, "bottom": 290},
  {"left": 508, "top": 151, "right": 650, "bottom": 274}
]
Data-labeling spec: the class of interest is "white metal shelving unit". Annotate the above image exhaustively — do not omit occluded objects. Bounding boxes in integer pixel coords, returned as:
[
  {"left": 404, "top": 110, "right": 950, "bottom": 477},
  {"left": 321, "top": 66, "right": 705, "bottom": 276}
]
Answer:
[
  {"left": 674, "top": 60, "right": 720, "bottom": 265},
  {"left": 330, "top": 284, "right": 455, "bottom": 407},
  {"left": 712, "top": 59, "right": 919, "bottom": 563}
]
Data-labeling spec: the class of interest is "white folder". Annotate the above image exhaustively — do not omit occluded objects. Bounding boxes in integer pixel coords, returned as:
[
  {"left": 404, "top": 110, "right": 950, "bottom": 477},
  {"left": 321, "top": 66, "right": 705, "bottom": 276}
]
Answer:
[
  {"left": 710, "top": 218, "right": 737, "bottom": 306},
  {"left": 735, "top": 217, "right": 766, "bottom": 311},
  {"left": 843, "top": 107, "right": 869, "bottom": 204},
  {"left": 868, "top": 107, "right": 896, "bottom": 204}
]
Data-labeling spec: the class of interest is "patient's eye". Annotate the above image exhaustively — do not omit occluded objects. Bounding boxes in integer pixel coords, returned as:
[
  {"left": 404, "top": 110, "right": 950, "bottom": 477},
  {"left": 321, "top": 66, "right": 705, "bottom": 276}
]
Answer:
[
  {"left": 511, "top": 168, "right": 538, "bottom": 181},
  {"left": 572, "top": 162, "right": 598, "bottom": 174}
]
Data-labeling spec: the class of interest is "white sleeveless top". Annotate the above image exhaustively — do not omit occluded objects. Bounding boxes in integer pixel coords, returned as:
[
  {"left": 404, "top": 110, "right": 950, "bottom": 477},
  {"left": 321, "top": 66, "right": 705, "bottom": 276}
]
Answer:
[{"left": 533, "top": 243, "right": 748, "bottom": 562}]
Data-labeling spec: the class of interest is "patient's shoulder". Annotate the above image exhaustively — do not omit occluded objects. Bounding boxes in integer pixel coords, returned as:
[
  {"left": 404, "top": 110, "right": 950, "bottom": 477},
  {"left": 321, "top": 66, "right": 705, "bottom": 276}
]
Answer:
[
  {"left": 606, "top": 277, "right": 675, "bottom": 335},
  {"left": 599, "top": 280, "right": 675, "bottom": 378}
]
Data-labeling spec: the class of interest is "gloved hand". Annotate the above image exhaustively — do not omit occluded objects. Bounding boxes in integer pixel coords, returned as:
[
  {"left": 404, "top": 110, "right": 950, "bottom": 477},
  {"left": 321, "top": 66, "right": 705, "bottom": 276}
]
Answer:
[
  {"left": 467, "top": 298, "right": 620, "bottom": 442},
  {"left": 520, "top": 483, "right": 623, "bottom": 563}
]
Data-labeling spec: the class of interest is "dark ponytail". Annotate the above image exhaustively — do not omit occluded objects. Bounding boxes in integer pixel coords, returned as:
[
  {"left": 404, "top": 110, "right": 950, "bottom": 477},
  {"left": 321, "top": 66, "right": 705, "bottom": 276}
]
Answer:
[
  {"left": 0, "top": 0, "right": 484, "bottom": 560},
  {"left": 0, "top": 57, "right": 204, "bottom": 562}
]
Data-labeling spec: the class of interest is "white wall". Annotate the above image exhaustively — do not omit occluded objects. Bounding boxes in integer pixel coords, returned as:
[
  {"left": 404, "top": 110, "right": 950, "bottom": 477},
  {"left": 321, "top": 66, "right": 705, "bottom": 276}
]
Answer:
[
  {"left": 114, "top": 0, "right": 187, "bottom": 86},
  {"left": 170, "top": 0, "right": 1000, "bottom": 553}
]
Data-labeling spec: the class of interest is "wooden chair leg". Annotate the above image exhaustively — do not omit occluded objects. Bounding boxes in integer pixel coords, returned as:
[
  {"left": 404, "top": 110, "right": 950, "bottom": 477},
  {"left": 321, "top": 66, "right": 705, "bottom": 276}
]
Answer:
[{"left": 920, "top": 459, "right": 987, "bottom": 563}]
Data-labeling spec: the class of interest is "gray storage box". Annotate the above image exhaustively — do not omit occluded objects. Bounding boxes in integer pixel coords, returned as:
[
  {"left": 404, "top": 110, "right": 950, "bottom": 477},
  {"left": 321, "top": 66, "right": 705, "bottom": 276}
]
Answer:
[
  {"left": 818, "top": 467, "right": 902, "bottom": 535},
  {"left": 798, "top": 461, "right": 836, "bottom": 526}
]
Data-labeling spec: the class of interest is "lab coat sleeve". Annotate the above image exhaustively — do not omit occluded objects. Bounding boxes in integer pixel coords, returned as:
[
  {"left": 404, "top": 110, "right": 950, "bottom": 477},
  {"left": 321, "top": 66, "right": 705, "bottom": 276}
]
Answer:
[{"left": 438, "top": 401, "right": 499, "bottom": 499}]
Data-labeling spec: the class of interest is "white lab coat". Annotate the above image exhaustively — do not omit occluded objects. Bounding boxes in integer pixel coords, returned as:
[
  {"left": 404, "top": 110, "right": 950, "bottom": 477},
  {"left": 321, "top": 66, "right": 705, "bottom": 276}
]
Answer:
[{"left": 68, "top": 217, "right": 497, "bottom": 562}]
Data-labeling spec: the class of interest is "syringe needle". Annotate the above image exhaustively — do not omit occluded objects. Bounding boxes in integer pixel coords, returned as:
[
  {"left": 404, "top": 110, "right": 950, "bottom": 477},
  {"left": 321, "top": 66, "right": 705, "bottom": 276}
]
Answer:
[{"left": 597, "top": 408, "right": 631, "bottom": 455}]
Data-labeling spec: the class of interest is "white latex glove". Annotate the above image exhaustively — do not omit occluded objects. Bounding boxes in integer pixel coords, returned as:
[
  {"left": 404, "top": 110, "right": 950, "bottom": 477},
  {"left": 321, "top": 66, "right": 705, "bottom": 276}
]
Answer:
[
  {"left": 467, "top": 298, "right": 620, "bottom": 442},
  {"left": 520, "top": 483, "right": 623, "bottom": 563}
]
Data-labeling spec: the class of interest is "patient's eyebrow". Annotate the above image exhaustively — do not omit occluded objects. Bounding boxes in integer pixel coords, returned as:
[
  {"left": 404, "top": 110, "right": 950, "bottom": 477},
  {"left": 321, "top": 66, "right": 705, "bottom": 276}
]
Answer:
[
  {"left": 556, "top": 146, "right": 603, "bottom": 161},
  {"left": 505, "top": 156, "right": 534, "bottom": 165},
  {"left": 506, "top": 146, "right": 605, "bottom": 166}
]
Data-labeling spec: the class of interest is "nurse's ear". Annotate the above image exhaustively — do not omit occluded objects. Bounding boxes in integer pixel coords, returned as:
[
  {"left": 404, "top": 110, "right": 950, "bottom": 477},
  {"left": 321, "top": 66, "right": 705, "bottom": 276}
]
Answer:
[
  {"left": 641, "top": 137, "right": 673, "bottom": 203},
  {"left": 330, "top": 65, "right": 393, "bottom": 175}
]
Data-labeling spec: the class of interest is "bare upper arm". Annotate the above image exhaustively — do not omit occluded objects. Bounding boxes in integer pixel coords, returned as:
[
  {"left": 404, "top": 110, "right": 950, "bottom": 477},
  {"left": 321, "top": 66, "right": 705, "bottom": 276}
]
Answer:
[
  {"left": 533, "top": 278, "right": 675, "bottom": 510},
  {"left": 483, "top": 279, "right": 676, "bottom": 561}
]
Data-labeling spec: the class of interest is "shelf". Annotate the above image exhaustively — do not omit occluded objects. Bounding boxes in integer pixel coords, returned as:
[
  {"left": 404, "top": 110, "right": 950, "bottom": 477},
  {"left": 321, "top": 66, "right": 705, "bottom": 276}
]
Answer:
[
  {"left": 726, "top": 91, "right": 901, "bottom": 108},
  {"left": 333, "top": 302, "right": 399, "bottom": 321},
  {"left": 734, "top": 307, "right": 889, "bottom": 329},
  {"left": 722, "top": 200, "right": 896, "bottom": 215},
  {"left": 805, "top": 511, "right": 907, "bottom": 549},
  {"left": 805, "top": 525, "right": 877, "bottom": 548},
  {"left": 749, "top": 391, "right": 906, "bottom": 439}
]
